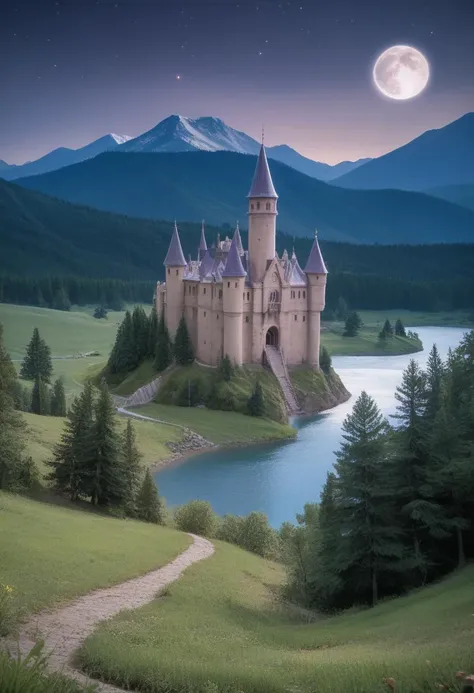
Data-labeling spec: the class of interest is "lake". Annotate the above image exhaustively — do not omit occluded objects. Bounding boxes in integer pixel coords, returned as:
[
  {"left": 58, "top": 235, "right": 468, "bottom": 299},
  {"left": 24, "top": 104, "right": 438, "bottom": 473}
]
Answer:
[{"left": 154, "top": 327, "right": 467, "bottom": 527}]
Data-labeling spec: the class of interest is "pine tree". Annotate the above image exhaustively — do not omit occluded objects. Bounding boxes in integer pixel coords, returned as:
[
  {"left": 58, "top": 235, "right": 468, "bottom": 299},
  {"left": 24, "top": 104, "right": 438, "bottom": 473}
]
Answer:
[
  {"left": 382, "top": 319, "right": 393, "bottom": 336},
  {"left": 147, "top": 304, "right": 159, "bottom": 358},
  {"left": 85, "top": 384, "right": 126, "bottom": 507},
  {"left": 173, "top": 316, "right": 194, "bottom": 366},
  {"left": 343, "top": 312, "right": 363, "bottom": 337},
  {"left": 335, "top": 392, "right": 404, "bottom": 606},
  {"left": 217, "top": 354, "right": 233, "bottom": 382},
  {"left": 51, "top": 377, "right": 67, "bottom": 417},
  {"left": 311, "top": 472, "right": 343, "bottom": 609},
  {"left": 395, "top": 319, "right": 406, "bottom": 337},
  {"left": 47, "top": 381, "right": 95, "bottom": 500},
  {"left": 132, "top": 306, "right": 149, "bottom": 363},
  {"left": 155, "top": 312, "right": 173, "bottom": 372},
  {"left": 108, "top": 311, "right": 137, "bottom": 374},
  {"left": 248, "top": 380, "right": 264, "bottom": 417},
  {"left": 0, "top": 323, "right": 27, "bottom": 490},
  {"left": 93, "top": 306, "right": 108, "bottom": 319},
  {"left": 319, "top": 346, "right": 332, "bottom": 374},
  {"left": 136, "top": 468, "right": 165, "bottom": 524},
  {"left": 31, "top": 375, "right": 50, "bottom": 415},
  {"left": 122, "top": 419, "right": 142, "bottom": 515},
  {"left": 424, "top": 344, "right": 444, "bottom": 423},
  {"left": 19, "top": 328, "right": 53, "bottom": 383}
]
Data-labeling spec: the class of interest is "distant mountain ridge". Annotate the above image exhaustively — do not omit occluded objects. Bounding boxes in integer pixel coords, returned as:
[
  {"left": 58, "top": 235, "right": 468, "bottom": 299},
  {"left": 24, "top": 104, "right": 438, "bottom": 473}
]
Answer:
[
  {"left": 0, "top": 133, "right": 131, "bottom": 181},
  {"left": 15, "top": 149, "right": 474, "bottom": 245},
  {"left": 0, "top": 115, "right": 368, "bottom": 183},
  {"left": 336, "top": 112, "right": 474, "bottom": 191}
]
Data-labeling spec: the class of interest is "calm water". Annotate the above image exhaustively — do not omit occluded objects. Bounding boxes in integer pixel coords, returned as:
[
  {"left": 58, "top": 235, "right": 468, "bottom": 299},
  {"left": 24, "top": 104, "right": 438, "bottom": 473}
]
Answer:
[{"left": 154, "top": 327, "right": 467, "bottom": 527}]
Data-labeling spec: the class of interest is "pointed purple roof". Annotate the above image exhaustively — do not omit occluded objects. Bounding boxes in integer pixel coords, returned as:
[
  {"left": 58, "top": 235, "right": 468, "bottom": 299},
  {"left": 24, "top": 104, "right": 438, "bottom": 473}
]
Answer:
[
  {"left": 222, "top": 234, "right": 247, "bottom": 278},
  {"left": 199, "top": 220, "right": 207, "bottom": 254},
  {"left": 247, "top": 144, "right": 278, "bottom": 199},
  {"left": 234, "top": 222, "right": 244, "bottom": 255},
  {"left": 164, "top": 222, "right": 187, "bottom": 267},
  {"left": 199, "top": 249, "right": 214, "bottom": 279},
  {"left": 304, "top": 231, "right": 328, "bottom": 275}
]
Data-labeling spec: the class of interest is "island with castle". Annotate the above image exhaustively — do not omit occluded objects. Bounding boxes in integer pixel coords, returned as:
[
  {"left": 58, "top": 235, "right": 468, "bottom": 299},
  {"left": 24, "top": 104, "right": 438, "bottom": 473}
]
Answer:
[{"left": 156, "top": 143, "right": 350, "bottom": 418}]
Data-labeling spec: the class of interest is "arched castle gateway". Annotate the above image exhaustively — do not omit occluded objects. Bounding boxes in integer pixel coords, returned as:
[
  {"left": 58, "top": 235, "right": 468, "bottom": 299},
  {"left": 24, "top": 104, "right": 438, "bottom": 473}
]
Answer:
[{"left": 156, "top": 143, "right": 327, "bottom": 370}]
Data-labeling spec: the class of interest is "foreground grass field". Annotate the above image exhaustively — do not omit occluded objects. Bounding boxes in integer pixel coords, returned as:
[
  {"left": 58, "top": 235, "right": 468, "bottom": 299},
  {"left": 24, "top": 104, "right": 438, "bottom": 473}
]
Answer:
[
  {"left": 23, "top": 411, "right": 184, "bottom": 479},
  {"left": 80, "top": 541, "right": 474, "bottom": 693},
  {"left": 0, "top": 492, "right": 190, "bottom": 621},
  {"left": 132, "top": 403, "right": 296, "bottom": 445}
]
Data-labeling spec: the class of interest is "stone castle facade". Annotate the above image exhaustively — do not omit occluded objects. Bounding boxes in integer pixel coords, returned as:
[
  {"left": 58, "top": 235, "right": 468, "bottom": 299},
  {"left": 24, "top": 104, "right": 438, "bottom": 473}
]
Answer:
[{"left": 156, "top": 144, "right": 327, "bottom": 369}]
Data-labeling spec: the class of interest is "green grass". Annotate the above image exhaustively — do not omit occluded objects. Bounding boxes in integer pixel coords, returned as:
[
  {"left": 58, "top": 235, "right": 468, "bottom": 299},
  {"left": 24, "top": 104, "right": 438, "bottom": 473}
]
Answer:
[
  {"left": 111, "top": 359, "right": 158, "bottom": 396},
  {"left": 358, "top": 309, "right": 474, "bottom": 328},
  {"left": 22, "top": 411, "right": 184, "bottom": 479},
  {"left": 0, "top": 491, "right": 190, "bottom": 621},
  {"left": 132, "top": 403, "right": 296, "bottom": 445},
  {"left": 322, "top": 322, "right": 423, "bottom": 356},
  {"left": 80, "top": 540, "right": 474, "bottom": 693}
]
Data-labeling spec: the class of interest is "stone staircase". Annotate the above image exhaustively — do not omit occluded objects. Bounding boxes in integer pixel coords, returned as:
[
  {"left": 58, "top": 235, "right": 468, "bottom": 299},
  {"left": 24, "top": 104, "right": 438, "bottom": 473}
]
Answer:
[
  {"left": 264, "top": 345, "right": 303, "bottom": 416},
  {"left": 112, "top": 375, "right": 162, "bottom": 409}
]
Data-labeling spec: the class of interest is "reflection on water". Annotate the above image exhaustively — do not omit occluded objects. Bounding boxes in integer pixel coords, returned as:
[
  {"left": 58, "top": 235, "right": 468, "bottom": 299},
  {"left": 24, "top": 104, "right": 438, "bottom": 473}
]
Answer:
[{"left": 155, "top": 327, "right": 467, "bottom": 527}]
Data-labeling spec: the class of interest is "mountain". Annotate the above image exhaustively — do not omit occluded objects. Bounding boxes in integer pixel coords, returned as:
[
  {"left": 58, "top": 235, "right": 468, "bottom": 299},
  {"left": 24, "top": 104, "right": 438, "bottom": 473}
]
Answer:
[
  {"left": 16, "top": 150, "right": 474, "bottom": 244},
  {"left": 0, "top": 133, "right": 131, "bottom": 181},
  {"left": 2, "top": 178, "right": 474, "bottom": 285},
  {"left": 336, "top": 113, "right": 474, "bottom": 191},
  {"left": 426, "top": 184, "right": 474, "bottom": 212},
  {"left": 266, "top": 144, "right": 370, "bottom": 181}
]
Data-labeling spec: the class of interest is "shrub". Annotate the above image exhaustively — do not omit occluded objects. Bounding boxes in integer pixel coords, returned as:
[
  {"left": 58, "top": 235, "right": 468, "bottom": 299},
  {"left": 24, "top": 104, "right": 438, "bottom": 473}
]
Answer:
[
  {"left": 216, "top": 514, "right": 244, "bottom": 545},
  {"left": 238, "top": 511, "right": 278, "bottom": 558},
  {"left": 174, "top": 500, "right": 218, "bottom": 537},
  {"left": 0, "top": 584, "right": 16, "bottom": 637}
]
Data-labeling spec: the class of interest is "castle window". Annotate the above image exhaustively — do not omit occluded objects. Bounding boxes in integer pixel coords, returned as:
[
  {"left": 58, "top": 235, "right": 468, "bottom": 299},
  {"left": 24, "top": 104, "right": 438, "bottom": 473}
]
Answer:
[
  {"left": 266, "top": 202, "right": 270, "bottom": 211},
  {"left": 204, "top": 311, "right": 207, "bottom": 317},
  {"left": 227, "top": 282, "right": 230, "bottom": 288},
  {"left": 303, "top": 291, "right": 306, "bottom": 298},
  {"left": 176, "top": 270, "right": 179, "bottom": 276},
  {"left": 294, "top": 315, "right": 297, "bottom": 321},
  {"left": 256, "top": 201, "right": 260, "bottom": 210},
  {"left": 303, "top": 315, "right": 306, "bottom": 322},
  {"left": 235, "top": 282, "right": 238, "bottom": 288},
  {"left": 251, "top": 203, "right": 254, "bottom": 210},
  {"left": 298, "top": 291, "right": 301, "bottom": 299},
  {"left": 217, "top": 314, "right": 219, "bottom": 320},
  {"left": 245, "top": 316, "right": 249, "bottom": 323},
  {"left": 203, "top": 288, "right": 206, "bottom": 295},
  {"left": 247, "top": 292, "right": 250, "bottom": 300},
  {"left": 167, "top": 269, "right": 170, "bottom": 275},
  {"left": 219, "top": 290, "right": 223, "bottom": 299}
]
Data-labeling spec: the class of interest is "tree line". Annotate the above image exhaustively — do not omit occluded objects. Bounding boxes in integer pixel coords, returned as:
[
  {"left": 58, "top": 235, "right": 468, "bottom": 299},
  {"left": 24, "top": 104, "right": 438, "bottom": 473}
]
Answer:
[{"left": 280, "top": 332, "right": 474, "bottom": 611}]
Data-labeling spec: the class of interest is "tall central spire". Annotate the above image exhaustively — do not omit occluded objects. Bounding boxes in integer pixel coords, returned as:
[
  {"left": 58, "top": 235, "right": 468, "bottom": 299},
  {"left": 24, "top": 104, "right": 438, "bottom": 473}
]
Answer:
[{"left": 248, "top": 144, "right": 278, "bottom": 199}]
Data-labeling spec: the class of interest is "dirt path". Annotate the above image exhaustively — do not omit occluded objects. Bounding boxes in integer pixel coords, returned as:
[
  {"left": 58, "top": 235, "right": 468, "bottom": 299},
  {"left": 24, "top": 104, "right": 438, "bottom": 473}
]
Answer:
[{"left": 10, "top": 534, "right": 214, "bottom": 692}]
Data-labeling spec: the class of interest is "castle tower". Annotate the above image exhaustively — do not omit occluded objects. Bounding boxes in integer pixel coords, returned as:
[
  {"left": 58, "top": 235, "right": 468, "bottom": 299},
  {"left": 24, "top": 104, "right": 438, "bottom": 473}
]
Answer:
[
  {"left": 222, "top": 231, "right": 247, "bottom": 365},
  {"left": 198, "top": 220, "right": 207, "bottom": 260},
  {"left": 304, "top": 230, "right": 328, "bottom": 368},
  {"left": 163, "top": 222, "right": 187, "bottom": 338},
  {"left": 247, "top": 144, "right": 278, "bottom": 283}
]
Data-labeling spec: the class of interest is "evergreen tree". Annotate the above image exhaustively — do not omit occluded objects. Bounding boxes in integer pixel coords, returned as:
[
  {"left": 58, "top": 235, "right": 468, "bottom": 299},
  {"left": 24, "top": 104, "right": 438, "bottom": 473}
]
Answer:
[
  {"left": 382, "top": 319, "right": 393, "bottom": 336},
  {"left": 395, "top": 319, "right": 406, "bottom": 337},
  {"left": 319, "top": 346, "right": 332, "bottom": 374},
  {"left": 378, "top": 328, "right": 387, "bottom": 343},
  {"left": 52, "top": 286, "right": 71, "bottom": 311},
  {"left": 93, "top": 306, "right": 108, "bottom": 319},
  {"left": 0, "top": 323, "right": 27, "bottom": 490},
  {"left": 310, "top": 473, "right": 342, "bottom": 609},
  {"left": 392, "top": 360, "right": 445, "bottom": 581},
  {"left": 147, "top": 304, "right": 159, "bottom": 358},
  {"left": 47, "top": 381, "right": 95, "bottom": 500},
  {"left": 85, "top": 384, "right": 126, "bottom": 506},
  {"left": 136, "top": 467, "right": 165, "bottom": 524},
  {"left": 335, "top": 392, "right": 404, "bottom": 606},
  {"left": 108, "top": 311, "right": 137, "bottom": 374},
  {"left": 173, "top": 316, "right": 194, "bottom": 366},
  {"left": 248, "top": 380, "right": 264, "bottom": 417},
  {"left": 51, "top": 377, "right": 67, "bottom": 417},
  {"left": 343, "top": 311, "right": 363, "bottom": 337},
  {"left": 424, "top": 344, "right": 444, "bottom": 423},
  {"left": 19, "top": 328, "right": 53, "bottom": 382},
  {"left": 122, "top": 419, "right": 142, "bottom": 515},
  {"left": 31, "top": 375, "right": 50, "bottom": 416},
  {"left": 132, "top": 305, "right": 149, "bottom": 363},
  {"left": 217, "top": 354, "right": 233, "bottom": 382},
  {"left": 155, "top": 312, "right": 173, "bottom": 372}
]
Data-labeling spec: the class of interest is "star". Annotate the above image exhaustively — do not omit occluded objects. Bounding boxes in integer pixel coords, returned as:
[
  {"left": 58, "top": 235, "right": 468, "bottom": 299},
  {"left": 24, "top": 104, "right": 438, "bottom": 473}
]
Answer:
[{"left": 176, "top": 74, "right": 181, "bottom": 80}]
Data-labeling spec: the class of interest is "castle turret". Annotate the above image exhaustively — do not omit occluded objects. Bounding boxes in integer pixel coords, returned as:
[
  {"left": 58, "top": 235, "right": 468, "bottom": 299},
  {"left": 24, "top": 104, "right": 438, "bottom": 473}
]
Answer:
[
  {"left": 198, "top": 220, "right": 207, "bottom": 260},
  {"left": 163, "top": 222, "right": 187, "bottom": 338},
  {"left": 222, "top": 231, "right": 246, "bottom": 365},
  {"left": 304, "top": 230, "right": 328, "bottom": 368},
  {"left": 247, "top": 144, "right": 278, "bottom": 284}
]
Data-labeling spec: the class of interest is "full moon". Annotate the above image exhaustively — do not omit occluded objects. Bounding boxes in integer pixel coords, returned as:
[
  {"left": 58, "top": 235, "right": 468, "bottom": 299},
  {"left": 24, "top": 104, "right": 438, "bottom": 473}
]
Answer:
[{"left": 373, "top": 45, "right": 430, "bottom": 100}]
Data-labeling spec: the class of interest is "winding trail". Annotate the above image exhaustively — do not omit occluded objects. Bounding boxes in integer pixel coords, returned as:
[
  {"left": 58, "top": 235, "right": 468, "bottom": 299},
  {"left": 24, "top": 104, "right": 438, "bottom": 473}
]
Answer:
[{"left": 10, "top": 534, "right": 215, "bottom": 692}]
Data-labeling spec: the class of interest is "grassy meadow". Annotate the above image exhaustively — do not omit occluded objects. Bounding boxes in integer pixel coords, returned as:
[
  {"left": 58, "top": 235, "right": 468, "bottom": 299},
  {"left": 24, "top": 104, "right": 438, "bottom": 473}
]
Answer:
[
  {"left": 0, "top": 492, "right": 190, "bottom": 621},
  {"left": 132, "top": 402, "right": 296, "bottom": 445},
  {"left": 80, "top": 540, "right": 474, "bottom": 693}
]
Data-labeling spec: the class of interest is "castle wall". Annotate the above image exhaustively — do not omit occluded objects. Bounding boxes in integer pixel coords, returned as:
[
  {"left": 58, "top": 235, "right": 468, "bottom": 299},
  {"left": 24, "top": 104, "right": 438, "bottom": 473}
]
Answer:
[
  {"left": 223, "top": 277, "right": 244, "bottom": 365},
  {"left": 248, "top": 199, "right": 277, "bottom": 283}
]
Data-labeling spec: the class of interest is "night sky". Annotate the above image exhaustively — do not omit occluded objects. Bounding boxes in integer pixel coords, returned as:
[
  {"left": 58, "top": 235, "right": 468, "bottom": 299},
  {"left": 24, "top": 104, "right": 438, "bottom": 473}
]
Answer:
[{"left": 2, "top": 0, "right": 474, "bottom": 165}]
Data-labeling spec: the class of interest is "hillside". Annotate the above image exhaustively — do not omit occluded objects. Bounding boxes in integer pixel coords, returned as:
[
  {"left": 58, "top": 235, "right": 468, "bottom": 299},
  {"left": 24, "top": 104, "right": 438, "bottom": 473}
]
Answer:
[
  {"left": 427, "top": 183, "right": 474, "bottom": 212},
  {"left": 336, "top": 112, "right": 474, "bottom": 191},
  {"left": 15, "top": 150, "right": 474, "bottom": 244}
]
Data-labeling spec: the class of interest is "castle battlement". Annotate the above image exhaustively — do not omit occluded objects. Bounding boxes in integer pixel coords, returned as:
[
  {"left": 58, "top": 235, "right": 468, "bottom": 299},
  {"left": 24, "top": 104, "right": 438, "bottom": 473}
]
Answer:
[{"left": 156, "top": 144, "right": 327, "bottom": 368}]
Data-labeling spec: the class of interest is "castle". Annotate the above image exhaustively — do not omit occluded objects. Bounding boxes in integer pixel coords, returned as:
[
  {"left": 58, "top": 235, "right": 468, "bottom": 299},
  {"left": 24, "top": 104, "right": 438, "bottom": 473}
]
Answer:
[{"left": 156, "top": 143, "right": 327, "bottom": 370}]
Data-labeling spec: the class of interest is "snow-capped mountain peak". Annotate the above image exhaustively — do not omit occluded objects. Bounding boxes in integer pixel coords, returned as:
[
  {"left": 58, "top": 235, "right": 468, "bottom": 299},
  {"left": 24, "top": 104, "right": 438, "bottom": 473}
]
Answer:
[{"left": 109, "top": 133, "right": 132, "bottom": 145}]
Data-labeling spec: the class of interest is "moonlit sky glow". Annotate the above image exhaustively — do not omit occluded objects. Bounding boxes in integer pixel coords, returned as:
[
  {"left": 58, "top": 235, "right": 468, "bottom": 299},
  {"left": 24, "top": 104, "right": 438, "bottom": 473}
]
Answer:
[{"left": 1, "top": 0, "right": 474, "bottom": 165}]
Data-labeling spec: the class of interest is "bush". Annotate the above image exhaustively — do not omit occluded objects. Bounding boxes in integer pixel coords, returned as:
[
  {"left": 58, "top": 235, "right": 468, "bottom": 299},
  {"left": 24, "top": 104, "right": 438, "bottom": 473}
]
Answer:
[
  {"left": 0, "top": 641, "right": 95, "bottom": 692},
  {"left": 0, "top": 584, "right": 16, "bottom": 637},
  {"left": 238, "top": 511, "right": 278, "bottom": 558},
  {"left": 174, "top": 500, "right": 218, "bottom": 537},
  {"left": 216, "top": 514, "right": 244, "bottom": 545}
]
